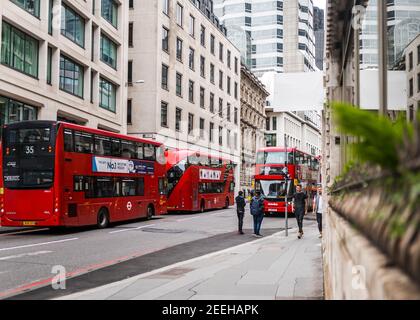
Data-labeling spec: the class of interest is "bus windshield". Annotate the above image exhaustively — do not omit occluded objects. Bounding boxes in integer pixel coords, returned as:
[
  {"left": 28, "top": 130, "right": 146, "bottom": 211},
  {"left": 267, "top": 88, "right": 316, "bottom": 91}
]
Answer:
[
  {"left": 2, "top": 125, "right": 55, "bottom": 189},
  {"left": 256, "top": 152, "right": 294, "bottom": 165},
  {"left": 257, "top": 180, "right": 292, "bottom": 199}
]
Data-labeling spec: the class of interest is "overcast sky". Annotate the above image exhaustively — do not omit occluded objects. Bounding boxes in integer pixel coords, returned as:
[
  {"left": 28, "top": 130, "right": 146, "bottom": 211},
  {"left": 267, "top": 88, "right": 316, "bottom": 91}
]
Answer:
[{"left": 313, "top": 0, "right": 326, "bottom": 10}]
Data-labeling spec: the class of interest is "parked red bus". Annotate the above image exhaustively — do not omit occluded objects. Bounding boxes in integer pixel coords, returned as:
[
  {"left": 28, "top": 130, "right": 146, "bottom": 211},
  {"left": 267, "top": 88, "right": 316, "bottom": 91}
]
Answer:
[
  {"left": 165, "top": 149, "right": 235, "bottom": 212},
  {"left": 254, "top": 147, "right": 320, "bottom": 215},
  {"left": 0, "top": 121, "right": 167, "bottom": 228}
]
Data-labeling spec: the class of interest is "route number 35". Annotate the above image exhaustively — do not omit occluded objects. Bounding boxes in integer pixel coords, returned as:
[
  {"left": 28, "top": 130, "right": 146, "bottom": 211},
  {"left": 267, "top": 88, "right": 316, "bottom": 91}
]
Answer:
[{"left": 25, "top": 146, "right": 35, "bottom": 154}]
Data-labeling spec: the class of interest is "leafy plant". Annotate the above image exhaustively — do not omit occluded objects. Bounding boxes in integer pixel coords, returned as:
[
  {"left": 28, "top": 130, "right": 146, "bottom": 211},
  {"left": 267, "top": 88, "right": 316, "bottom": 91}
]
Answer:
[{"left": 331, "top": 102, "right": 416, "bottom": 173}]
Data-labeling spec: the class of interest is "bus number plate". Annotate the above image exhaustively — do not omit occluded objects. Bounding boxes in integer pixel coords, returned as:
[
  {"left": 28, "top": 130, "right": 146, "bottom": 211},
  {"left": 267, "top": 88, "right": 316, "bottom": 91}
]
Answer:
[
  {"left": 22, "top": 221, "right": 36, "bottom": 226},
  {"left": 268, "top": 209, "right": 277, "bottom": 212}
]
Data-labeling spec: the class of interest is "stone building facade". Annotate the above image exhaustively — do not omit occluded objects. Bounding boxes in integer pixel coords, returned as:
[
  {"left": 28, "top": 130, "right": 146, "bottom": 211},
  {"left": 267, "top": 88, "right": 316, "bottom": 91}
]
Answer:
[
  {"left": 240, "top": 65, "right": 268, "bottom": 193},
  {"left": 405, "top": 33, "right": 420, "bottom": 122},
  {"left": 0, "top": 0, "right": 129, "bottom": 133}
]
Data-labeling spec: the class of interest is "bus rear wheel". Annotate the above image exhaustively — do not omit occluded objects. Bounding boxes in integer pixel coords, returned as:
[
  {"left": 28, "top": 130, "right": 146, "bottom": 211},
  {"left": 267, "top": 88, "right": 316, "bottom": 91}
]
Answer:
[
  {"left": 147, "top": 205, "right": 154, "bottom": 220},
  {"left": 97, "top": 208, "right": 110, "bottom": 229},
  {"left": 224, "top": 198, "right": 230, "bottom": 209}
]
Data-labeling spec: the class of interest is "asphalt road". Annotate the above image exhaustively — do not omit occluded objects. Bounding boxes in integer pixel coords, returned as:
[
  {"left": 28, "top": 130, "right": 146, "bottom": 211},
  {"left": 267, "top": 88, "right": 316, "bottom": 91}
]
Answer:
[{"left": 0, "top": 208, "right": 297, "bottom": 299}]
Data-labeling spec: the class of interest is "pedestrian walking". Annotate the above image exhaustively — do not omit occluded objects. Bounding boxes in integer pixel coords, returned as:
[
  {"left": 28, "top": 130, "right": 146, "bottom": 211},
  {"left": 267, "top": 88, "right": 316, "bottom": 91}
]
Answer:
[
  {"left": 292, "top": 184, "right": 308, "bottom": 239},
  {"left": 250, "top": 190, "right": 265, "bottom": 237},
  {"left": 313, "top": 185, "right": 323, "bottom": 238},
  {"left": 235, "top": 191, "right": 246, "bottom": 235}
]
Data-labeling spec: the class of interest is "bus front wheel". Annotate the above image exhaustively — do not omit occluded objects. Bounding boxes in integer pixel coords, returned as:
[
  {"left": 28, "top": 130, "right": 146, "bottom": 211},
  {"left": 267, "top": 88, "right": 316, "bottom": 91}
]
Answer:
[{"left": 97, "top": 208, "right": 110, "bottom": 229}]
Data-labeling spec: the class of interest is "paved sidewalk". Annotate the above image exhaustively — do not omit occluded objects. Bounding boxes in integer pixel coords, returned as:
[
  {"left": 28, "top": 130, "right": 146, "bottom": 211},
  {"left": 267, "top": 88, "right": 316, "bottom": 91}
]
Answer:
[{"left": 58, "top": 220, "right": 324, "bottom": 300}]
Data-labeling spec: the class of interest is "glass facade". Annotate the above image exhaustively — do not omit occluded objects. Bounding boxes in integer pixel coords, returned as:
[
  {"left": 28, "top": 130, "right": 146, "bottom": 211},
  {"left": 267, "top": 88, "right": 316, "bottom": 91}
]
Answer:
[
  {"left": 60, "top": 55, "right": 84, "bottom": 98},
  {"left": 1, "top": 21, "right": 39, "bottom": 78},
  {"left": 101, "top": 0, "right": 118, "bottom": 28},
  {"left": 0, "top": 96, "right": 37, "bottom": 127},
  {"left": 99, "top": 77, "right": 117, "bottom": 112},
  {"left": 100, "top": 34, "right": 117, "bottom": 69},
  {"left": 61, "top": 4, "right": 85, "bottom": 47},
  {"left": 11, "top": 0, "right": 40, "bottom": 17}
]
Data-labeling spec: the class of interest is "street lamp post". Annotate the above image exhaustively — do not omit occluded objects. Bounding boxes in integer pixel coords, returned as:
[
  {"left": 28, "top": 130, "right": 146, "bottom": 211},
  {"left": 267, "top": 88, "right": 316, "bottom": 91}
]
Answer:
[{"left": 284, "top": 134, "right": 289, "bottom": 237}]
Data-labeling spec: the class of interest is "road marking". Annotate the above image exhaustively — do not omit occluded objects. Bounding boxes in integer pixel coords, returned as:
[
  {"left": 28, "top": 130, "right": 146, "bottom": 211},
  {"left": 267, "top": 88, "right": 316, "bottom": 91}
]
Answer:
[
  {"left": 0, "top": 228, "right": 49, "bottom": 237},
  {"left": 109, "top": 224, "right": 156, "bottom": 234},
  {"left": 0, "top": 238, "right": 78, "bottom": 252},
  {"left": 0, "top": 250, "right": 52, "bottom": 261},
  {"left": 57, "top": 229, "right": 289, "bottom": 300}
]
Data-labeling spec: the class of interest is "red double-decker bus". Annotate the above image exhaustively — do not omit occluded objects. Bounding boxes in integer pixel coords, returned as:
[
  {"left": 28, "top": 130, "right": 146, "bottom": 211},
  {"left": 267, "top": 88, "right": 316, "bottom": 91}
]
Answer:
[
  {"left": 254, "top": 147, "right": 320, "bottom": 215},
  {"left": 0, "top": 121, "right": 167, "bottom": 228},
  {"left": 165, "top": 149, "right": 235, "bottom": 213}
]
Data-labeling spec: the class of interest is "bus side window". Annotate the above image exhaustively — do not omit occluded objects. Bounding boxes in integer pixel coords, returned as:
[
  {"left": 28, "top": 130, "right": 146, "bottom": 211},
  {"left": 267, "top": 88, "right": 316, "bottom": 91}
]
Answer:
[
  {"left": 137, "top": 178, "right": 145, "bottom": 196},
  {"left": 74, "top": 176, "right": 83, "bottom": 191},
  {"left": 64, "top": 129, "right": 73, "bottom": 152},
  {"left": 121, "top": 140, "right": 136, "bottom": 159},
  {"left": 144, "top": 144, "right": 156, "bottom": 161},
  {"left": 137, "top": 143, "right": 144, "bottom": 160},
  {"left": 74, "top": 132, "right": 93, "bottom": 153},
  {"left": 111, "top": 139, "right": 121, "bottom": 157},
  {"left": 94, "top": 135, "right": 112, "bottom": 156}
]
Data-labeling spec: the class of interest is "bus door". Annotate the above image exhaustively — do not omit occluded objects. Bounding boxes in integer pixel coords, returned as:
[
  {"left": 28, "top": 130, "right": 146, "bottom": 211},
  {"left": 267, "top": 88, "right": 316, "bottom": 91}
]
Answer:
[
  {"left": 192, "top": 167, "right": 199, "bottom": 210},
  {"left": 121, "top": 178, "right": 142, "bottom": 219}
]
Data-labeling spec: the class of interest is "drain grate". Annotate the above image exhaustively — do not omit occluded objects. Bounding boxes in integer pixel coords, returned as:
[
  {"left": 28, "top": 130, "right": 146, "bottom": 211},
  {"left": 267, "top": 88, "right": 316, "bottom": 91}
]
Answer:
[{"left": 141, "top": 227, "right": 185, "bottom": 234}]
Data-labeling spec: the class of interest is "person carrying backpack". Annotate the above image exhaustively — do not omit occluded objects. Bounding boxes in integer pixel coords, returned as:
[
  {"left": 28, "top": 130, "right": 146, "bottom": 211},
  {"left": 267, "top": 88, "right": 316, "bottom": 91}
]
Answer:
[
  {"left": 235, "top": 191, "right": 246, "bottom": 235},
  {"left": 250, "top": 190, "right": 265, "bottom": 237}
]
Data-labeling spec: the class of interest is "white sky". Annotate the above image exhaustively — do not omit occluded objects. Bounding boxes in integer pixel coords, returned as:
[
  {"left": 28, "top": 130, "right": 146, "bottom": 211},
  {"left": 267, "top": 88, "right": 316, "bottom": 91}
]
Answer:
[{"left": 313, "top": 0, "right": 326, "bottom": 10}]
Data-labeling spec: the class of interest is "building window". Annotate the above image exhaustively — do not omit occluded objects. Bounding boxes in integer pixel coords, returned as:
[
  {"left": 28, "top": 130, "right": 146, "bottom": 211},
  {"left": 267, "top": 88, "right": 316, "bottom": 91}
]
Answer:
[
  {"left": 162, "top": 27, "right": 169, "bottom": 52},
  {"left": 101, "top": 0, "right": 118, "bottom": 29},
  {"left": 200, "top": 25, "right": 206, "bottom": 46},
  {"left": 227, "top": 103, "right": 231, "bottom": 121},
  {"left": 409, "top": 52, "right": 413, "bottom": 71},
  {"left": 219, "top": 126, "right": 223, "bottom": 145},
  {"left": 176, "top": 37, "right": 183, "bottom": 61},
  {"left": 234, "top": 107, "right": 238, "bottom": 125},
  {"left": 409, "top": 78, "right": 413, "bottom": 97},
  {"left": 161, "top": 101, "right": 168, "bottom": 127},
  {"left": 189, "top": 47, "right": 195, "bottom": 70},
  {"left": 61, "top": 4, "right": 85, "bottom": 47},
  {"left": 219, "top": 42, "right": 224, "bottom": 62},
  {"left": 210, "top": 93, "right": 215, "bottom": 113},
  {"left": 227, "top": 76, "right": 231, "bottom": 95},
  {"left": 1, "top": 22, "right": 39, "bottom": 78},
  {"left": 199, "top": 118, "right": 205, "bottom": 138},
  {"left": 189, "top": 80, "right": 194, "bottom": 103},
  {"left": 127, "top": 60, "right": 133, "bottom": 84},
  {"left": 176, "top": 72, "right": 182, "bottom": 97},
  {"left": 200, "top": 87, "right": 205, "bottom": 108},
  {"left": 266, "top": 117, "right": 270, "bottom": 131},
  {"left": 127, "top": 99, "right": 132, "bottom": 124},
  {"left": 162, "top": 0, "right": 169, "bottom": 15},
  {"left": 272, "top": 116, "right": 277, "bottom": 130},
  {"left": 161, "top": 64, "right": 168, "bottom": 90},
  {"left": 218, "top": 98, "right": 223, "bottom": 118},
  {"left": 227, "top": 129, "right": 231, "bottom": 148},
  {"left": 235, "top": 57, "right": 238, "bottom": 74},
  {"left": 100, "top": 34, "right": 117, "bottom": 69},
  {"left": 418, "top": 45, "right": 420, "bottom": 65},
  {"left": 210, "top": 63, "right": 215, "bottom": 83},
  {"left": 234, "top": 132, "right": 238, "bottom": 150},
  {"left": 99, "top": 77, "right": 117, "bottom": 112},
  {"left": 210, "top": 34, "right": 215, "bottom": 54},
  {"left": 0, "top": 95, "right": 37, "bottom": 126},
  {"left": 11, "top": 0, "right": 40, "bottom": 17},
  {"left": 265, "top": 133, "right": 277, "bottom": 147},
  {"left": 219, "top": 70, "right": 223, "bottom": 90},
  {"left": 59, "top": 55, "right": 84, "bottom": 98},
  {"left": 188, "top": 113, "right": 194, "bottom": 135},
  {"left": 189, "top": 15, "right": 195, "bottom": 37},
  {"left": 175, "top": 108, "right": 182, "bottom": 131},
  {"left": 129, "top": 0, "right": 134, "bottom": 9},
  {"left": 48, "top": 0, "right": 53, "bottom": 35},
  {"left": 200, "top": 55, "right": 205, "bottom": 78},
  {"left": 209, "top": 122, "right": 214, "bottom": 142},
  {"left": 47, "top": 47, "right": 52, "bottom": 85},
  {"left": 418, "top": 73, "right": 420, "bottom": 93},
  {"left": 234, "top": 82, "right": 238, "bottom": 99},
  {"left": 227, "top": 50, "right": 231, "bottom": 69},
  {"left": 176, "top": 3, "right": 183, "bottom": 27},
  {"left": 128, "top": 23, "right": 133, "bottom": 47}
]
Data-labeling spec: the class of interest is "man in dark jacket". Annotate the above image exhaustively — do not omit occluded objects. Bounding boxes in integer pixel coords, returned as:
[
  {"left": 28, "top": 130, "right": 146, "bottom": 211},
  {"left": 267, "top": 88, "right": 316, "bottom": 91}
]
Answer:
[
  {"left": 235, "top": 191, "right": 246, "bottom": 234},
  {"left": 250, "top": 190, "right": 265, "bottom": 237},
  {"left": 292, "top": 184, "right": 308, "bottom": 239}
]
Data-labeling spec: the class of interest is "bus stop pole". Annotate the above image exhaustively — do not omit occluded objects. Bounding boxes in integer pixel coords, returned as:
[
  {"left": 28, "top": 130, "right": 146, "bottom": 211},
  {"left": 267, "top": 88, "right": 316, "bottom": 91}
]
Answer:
[{"left": 284, "top": 134, "right": 288, "bottom": 237}]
